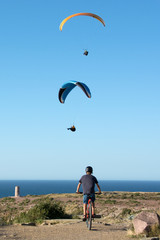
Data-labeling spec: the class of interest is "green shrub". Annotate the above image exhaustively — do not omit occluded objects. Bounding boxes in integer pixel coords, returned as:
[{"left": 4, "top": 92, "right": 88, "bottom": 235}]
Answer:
[
  {"left": 104, "top": 199, "right": 117, "bottom": 204},
  {"left": 0, "top": 217, "right": 7, "bottom": 226},
  {"left": 145, "top": 224, "right": 160, "bottom": 237},
  {"left": 19, "top": 198, "right": 30, "bottom": 206},
  {"left": 128, "top": 200, "right": 140, "bottom": 205},
  {"left": 121, "top": 194, "right": 127, "bottom": 199},
  {"left": 31, "top": 196, "right": 51, "bottom": 204},
  {"left": 14, "top": 199, "right": 66, "bottom": 224},
  {"left": 121, "top": 208, "right": 132, "bottom": 217},
  {"left": 1, "top": 197, "right": 15, "bottom": 203}
]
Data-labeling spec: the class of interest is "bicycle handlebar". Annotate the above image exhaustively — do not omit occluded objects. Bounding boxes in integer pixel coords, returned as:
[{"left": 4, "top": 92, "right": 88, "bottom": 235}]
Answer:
[{"left": 76, "top": 192, "right": 101, "bottom": 195}]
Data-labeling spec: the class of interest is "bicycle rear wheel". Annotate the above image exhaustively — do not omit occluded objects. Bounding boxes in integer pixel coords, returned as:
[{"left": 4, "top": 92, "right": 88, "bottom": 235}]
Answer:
[{"left": 86, "top": 202, "right": 92, "bottom": 230}]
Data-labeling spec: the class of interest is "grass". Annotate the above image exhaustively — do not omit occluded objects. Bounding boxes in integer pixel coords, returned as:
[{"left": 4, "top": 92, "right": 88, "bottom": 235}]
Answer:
[
  {"left": 1, "top": 197, "right": 15, "bottom": 203},
  {"left": 104, "top": 199, "right": 117, "bottom": 204},
  {"left": 19, "top": 198, "right": 30, "bottom": 206}
]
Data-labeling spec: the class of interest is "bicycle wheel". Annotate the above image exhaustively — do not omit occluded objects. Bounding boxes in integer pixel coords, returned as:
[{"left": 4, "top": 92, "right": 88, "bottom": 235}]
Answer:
[{"left": 86, "top": 201, "right": 92, "bottom": 230}]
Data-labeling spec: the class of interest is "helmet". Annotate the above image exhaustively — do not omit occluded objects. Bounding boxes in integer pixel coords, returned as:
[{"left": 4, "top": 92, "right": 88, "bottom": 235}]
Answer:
[{"left": 85, "top": 166, "right": 93, "bottom": 173}]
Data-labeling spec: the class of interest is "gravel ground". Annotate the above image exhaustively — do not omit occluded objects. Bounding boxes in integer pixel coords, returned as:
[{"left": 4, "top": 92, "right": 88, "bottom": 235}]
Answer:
[{"left": 0, "top": 221, "right": 130, "bottom": 240}]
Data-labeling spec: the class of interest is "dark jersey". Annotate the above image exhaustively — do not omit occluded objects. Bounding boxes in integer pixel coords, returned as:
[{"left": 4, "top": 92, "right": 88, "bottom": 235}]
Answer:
[{"left": 79, "top": 174, "right": 98, "bottom": 194}]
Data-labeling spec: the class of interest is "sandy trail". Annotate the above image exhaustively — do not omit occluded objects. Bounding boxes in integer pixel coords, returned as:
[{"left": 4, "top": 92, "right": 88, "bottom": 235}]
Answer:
[{"left": 0, "top": 221, "right": 130, "bottom": 240}]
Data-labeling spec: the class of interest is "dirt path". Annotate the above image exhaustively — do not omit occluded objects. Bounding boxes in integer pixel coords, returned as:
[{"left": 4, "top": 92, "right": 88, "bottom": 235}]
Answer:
[{"left": 0, "top": 221, "right": 130, "bottom": 240}]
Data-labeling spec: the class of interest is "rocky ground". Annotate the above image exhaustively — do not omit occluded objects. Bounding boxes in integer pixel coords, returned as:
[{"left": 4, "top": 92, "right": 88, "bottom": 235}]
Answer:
[
  {"left": 0, "top": 221, "right": 130, "bottom": 240},
  {"left": 0, "top": 191, "right": 160, "bottom": 239}
]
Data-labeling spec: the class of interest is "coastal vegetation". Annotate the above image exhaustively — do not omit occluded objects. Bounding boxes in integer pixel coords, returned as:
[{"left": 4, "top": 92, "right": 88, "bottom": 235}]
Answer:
[
  {"left": 0, "top": 191, "right": 160, "bottom": 228},
  {"left": 14, "top": 198, "right": 67, "bottom": 224}
]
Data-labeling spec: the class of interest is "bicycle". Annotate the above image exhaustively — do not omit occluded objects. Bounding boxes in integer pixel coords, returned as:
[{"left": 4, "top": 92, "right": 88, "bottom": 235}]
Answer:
[
  {"left": 76, "top": 192, "right": 101, "bottom": 230},
  {"left": 86, "top": 194, "right": 93, "bottom": 230}
]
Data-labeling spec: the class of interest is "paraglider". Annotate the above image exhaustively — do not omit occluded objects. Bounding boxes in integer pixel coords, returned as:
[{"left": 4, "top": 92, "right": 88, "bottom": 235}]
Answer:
[
  {"left": 67, "top": 125, "right": 76, "bottom": 132},
  {"left": 83, "top": 50, "right": 88, "bottom": 56},
  {"left": 59, "top": 12, "right": 105, "bottom": 31},
  {"left": 58, "top": 81, "right": 91, "bottom": 104},
  {"left": 59, "top": 12, "right": 102, "bottom": 132}
]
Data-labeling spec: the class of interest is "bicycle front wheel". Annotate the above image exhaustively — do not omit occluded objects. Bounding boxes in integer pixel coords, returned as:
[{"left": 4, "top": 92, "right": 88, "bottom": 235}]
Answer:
[{"left": 86, "top": 202, "right": 92, "bottom": 230}]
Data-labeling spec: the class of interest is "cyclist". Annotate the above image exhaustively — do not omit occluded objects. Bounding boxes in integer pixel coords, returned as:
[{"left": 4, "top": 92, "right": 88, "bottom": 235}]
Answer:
[{"left": 76, "top": 166, "right": 101, "bottom": 221}]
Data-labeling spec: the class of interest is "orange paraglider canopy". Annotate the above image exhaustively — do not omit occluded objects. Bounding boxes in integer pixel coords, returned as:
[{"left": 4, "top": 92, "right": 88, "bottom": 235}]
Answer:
[{"left": 59, "top": 13, "right": 105, "bottom": 31}]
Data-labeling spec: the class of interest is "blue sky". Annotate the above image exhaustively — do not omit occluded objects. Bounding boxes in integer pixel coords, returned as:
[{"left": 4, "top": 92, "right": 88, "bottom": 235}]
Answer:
[{"left": 0, "top": 0, "right": 160, "bottom": 180}]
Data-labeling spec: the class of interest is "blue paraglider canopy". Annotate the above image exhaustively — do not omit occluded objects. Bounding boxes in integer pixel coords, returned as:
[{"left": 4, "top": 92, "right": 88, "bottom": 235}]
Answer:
[{"left": 58, "top": 80, "right": 91, "bottom": 103}]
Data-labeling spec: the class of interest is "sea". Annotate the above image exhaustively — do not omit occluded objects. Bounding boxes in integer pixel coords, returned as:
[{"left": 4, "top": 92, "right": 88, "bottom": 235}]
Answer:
[{"left": 0, "top": 180, "right": 160, "bottom": 198}]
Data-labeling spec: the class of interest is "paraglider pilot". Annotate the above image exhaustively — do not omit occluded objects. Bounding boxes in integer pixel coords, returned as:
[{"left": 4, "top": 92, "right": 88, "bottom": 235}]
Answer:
[
  {"left": 83, "top": 50, "right": 88, "bottom": 56},
  {"left": 67, "top": 125, "right": 76, "bottom": 132}
]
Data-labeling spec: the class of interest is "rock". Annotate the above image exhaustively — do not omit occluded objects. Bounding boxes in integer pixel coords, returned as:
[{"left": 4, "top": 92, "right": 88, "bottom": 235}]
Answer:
[
  {"left": 21, "top": 222, "right": 36, "bottom": 226},
  {"left": 141, "top": 238, "right": 159, "bottom": 240},
  {"left": 41, "top": 222, "right": 48, "bottom": 225},
  {"left": 133, "top": 211, "right": 160, "bottom": 235}
]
